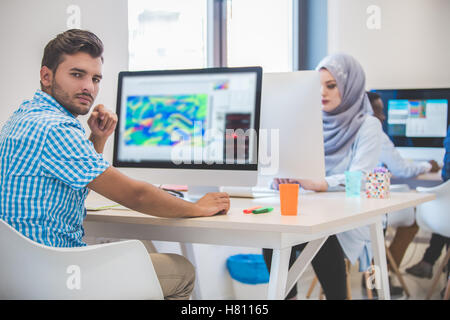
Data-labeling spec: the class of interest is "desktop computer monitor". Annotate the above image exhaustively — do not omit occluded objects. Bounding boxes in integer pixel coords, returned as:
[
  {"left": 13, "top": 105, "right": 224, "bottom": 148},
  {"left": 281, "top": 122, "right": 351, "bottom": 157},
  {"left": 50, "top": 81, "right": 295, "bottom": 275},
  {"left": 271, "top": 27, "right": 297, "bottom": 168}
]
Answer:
[
  {"left": 371, "top": 88, "right": 450, "bottom": 162},
  {"left": 256, "top": 71, "right": 326, "bottom": 187},
  {"left": 112, "top": 67, "right": 262, "bottom": 188}
]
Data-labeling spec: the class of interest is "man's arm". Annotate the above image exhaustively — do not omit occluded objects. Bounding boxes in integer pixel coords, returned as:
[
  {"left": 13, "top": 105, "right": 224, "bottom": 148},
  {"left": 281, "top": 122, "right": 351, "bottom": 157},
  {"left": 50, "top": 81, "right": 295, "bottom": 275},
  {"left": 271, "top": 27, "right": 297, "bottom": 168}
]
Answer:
[
  {"left": 380, "top": 132, "right": 433, "bottom": 178},
  {"left": 85, "top": 104, "right": 229, "bottom": 217},
  {"left": 87, "top": 166, "right": 230, "bottom": 218}
]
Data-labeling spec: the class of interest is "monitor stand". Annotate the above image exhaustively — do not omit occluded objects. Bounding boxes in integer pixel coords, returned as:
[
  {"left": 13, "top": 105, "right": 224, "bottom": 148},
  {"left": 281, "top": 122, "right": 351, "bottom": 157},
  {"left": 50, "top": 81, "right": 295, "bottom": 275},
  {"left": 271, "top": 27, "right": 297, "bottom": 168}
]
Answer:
[{"left": 219, "top": 186, "right": 278, "bottom": 198}]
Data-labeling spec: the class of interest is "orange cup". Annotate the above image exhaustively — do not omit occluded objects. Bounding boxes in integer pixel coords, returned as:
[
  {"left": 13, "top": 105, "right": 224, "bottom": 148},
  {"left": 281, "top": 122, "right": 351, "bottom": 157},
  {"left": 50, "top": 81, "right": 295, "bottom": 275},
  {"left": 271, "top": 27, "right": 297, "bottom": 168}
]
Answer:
[{"left": 279, "top": 184, "right": 299, "bottom": 216}]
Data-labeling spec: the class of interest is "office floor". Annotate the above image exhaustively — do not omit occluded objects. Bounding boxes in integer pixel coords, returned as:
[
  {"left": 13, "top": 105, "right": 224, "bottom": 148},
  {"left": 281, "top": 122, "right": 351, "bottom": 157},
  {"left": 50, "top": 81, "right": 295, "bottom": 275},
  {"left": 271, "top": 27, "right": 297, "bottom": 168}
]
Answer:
[{"left": 296, "top": 231, "right": 448, "bottom": 300}]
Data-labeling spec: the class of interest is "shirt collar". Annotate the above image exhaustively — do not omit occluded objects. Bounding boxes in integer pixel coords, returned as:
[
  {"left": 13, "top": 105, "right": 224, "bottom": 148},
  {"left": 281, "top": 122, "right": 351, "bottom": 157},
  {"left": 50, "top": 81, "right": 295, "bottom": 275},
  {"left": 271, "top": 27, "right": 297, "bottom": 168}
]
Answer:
[{"left": 33, "top": 90, "right": 76, "bottom": 119}]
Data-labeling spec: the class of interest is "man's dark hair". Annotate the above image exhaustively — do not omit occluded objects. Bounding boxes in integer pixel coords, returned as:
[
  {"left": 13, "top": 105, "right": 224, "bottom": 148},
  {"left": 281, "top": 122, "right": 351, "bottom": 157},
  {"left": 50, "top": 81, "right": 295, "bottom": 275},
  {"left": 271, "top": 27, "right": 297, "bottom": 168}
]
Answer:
[
  {"left": 366, "top": 91, "right": 381, "bottom": 104},
  {"left": 366, "top": 91, "right": 386, "bottom": 122},
  {"left": 41, "top": 29, "right": 104, "bottom": 73}
]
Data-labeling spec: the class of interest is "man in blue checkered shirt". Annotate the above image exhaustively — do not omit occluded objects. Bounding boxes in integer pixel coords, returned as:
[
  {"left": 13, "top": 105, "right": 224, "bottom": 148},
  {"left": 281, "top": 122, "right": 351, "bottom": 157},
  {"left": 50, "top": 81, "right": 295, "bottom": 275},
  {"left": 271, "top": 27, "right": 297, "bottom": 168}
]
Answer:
[{"left": 0, "top": 29, "right": 230, "bottom": 299}]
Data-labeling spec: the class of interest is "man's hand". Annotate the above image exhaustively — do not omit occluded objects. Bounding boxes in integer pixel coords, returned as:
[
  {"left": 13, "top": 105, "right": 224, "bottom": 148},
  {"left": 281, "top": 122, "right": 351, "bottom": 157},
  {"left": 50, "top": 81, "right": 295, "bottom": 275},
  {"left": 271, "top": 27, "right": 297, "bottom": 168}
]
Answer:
[
  {"left": 88, "top": 104, "right": 118, "bottom": 139},
  {"left": 88, "top": 104, "right": 118, "bottom": 153},
  {"left": 194, "top": 192, "right": 230, "bottom": 217},
  {"left": 272, "top": 178, "right": 328, "bottom": 192},
  {"left": 428, "top": 160, "right": 440, "bottom": 173}
]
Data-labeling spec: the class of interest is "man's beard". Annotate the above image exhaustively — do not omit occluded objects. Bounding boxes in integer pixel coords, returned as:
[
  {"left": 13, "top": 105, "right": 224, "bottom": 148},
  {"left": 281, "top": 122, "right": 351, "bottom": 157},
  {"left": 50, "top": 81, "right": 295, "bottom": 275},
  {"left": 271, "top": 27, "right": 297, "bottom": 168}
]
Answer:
[{"left": 50, "top": 79, "right": 93, "bottom": 116}]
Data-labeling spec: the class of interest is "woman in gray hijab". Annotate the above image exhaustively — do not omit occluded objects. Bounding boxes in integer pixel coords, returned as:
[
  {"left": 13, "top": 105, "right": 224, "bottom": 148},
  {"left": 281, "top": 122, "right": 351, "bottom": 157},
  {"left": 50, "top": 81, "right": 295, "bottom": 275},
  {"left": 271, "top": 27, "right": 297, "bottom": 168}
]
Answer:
[{"left": 267, "top": 53, "right": 383, "bottom": 299}]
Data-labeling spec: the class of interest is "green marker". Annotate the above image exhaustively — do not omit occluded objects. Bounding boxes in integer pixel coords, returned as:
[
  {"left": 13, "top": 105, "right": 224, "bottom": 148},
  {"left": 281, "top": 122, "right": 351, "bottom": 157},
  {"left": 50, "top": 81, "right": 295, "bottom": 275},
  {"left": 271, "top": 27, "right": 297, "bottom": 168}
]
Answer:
[{"left": 252, "top": 207, "right": 273, "bottom": 214}]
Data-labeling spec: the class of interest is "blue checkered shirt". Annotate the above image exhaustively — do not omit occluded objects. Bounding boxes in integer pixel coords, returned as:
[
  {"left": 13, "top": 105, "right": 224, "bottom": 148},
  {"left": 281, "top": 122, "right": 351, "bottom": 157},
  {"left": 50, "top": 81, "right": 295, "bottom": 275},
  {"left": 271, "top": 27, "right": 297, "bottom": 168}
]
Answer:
[{"left": 0, "top": 90, "right": 110, "bottom": 247}]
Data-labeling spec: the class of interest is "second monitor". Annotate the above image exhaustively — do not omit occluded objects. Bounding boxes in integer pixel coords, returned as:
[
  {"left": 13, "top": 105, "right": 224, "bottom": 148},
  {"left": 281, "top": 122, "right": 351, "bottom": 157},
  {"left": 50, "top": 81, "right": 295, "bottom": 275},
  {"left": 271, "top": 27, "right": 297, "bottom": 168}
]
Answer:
[{"left": 371, "top": 88, "right": 450, "bottom": 162}]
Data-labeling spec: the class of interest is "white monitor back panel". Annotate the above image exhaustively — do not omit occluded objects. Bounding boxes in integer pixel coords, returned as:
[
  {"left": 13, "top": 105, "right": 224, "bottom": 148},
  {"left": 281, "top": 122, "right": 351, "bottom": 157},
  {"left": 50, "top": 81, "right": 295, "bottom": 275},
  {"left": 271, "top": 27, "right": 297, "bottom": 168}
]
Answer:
[{"left": 258, "top": 71, "right": 325, "bottom": 181}]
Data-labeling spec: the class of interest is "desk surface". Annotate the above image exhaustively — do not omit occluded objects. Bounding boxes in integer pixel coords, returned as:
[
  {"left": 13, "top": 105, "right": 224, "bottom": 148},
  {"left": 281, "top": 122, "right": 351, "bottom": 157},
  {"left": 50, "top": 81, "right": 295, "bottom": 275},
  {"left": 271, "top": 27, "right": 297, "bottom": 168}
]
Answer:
[{"left": 85, "top": 191, "right": 435, "bottom": 235}]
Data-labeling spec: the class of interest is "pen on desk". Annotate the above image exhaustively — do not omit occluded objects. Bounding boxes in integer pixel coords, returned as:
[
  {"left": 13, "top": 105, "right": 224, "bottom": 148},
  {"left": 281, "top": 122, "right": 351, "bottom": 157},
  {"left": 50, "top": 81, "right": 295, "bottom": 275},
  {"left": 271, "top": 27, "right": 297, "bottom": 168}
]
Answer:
[
  {"left": 243, "top": 206, "right": 263, "bottom": 214},
  {"left": 252, "top": 207, "right": 273, "bottom": 214}
]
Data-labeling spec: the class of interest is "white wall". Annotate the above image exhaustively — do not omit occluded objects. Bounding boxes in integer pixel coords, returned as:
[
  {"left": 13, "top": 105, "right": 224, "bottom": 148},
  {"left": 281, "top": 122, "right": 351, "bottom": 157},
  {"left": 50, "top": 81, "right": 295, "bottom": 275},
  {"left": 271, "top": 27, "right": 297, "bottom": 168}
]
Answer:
[
  {"left": 0, "top": 0, "right": 129, "bottom": 161},
  {"left": 327, "top": 0, "right": 450, "bottom": 89}
]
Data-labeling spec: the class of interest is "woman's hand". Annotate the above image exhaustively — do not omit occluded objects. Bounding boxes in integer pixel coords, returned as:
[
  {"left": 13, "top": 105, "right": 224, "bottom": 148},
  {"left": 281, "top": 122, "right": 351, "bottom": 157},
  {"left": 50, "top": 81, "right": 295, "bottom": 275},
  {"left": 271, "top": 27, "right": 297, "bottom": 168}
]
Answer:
[
  {"left": 271, "top": 178, "right": 328, "bottom": 192},
  {"left": 271, "top": 178, "right": 299, "bottom": 190},
  {"left": 296, "top": 179, "right": 328, "bottom": 192}
]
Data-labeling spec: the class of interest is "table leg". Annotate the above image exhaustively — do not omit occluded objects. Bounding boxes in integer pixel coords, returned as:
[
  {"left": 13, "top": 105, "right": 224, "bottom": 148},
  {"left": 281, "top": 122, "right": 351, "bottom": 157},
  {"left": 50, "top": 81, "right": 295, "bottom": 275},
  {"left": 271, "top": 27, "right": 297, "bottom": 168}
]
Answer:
[
  {"left": 285, "top": 237, "right": 328, "bottom": 296},
  {"left": 370, "top": 219, "right": 391, "bottom": 300},
  {"left": 180, "top": 242, "right": 202, "bottom": 300},
  {"left": 267, "top": 247, "right": 291, "bottom": 300}
]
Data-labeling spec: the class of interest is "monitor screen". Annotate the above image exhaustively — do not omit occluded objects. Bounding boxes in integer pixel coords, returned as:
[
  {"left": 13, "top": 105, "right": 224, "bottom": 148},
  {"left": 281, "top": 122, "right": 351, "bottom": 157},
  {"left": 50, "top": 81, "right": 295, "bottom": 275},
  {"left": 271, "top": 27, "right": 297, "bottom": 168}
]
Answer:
[
  {"left": 113, "top": 67, "right": 262, "bottom": 170},
  {"left": 371, "top": 88, "right": 450, "bottom": 148}
]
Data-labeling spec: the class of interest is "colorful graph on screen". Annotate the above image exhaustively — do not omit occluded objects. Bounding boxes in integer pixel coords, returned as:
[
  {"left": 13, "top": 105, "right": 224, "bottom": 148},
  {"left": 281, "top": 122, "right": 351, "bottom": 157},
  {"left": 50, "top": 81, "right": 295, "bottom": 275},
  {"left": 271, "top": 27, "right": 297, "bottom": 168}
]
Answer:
[
  {"left": 125, "top": 94, "right": 208, "bottom": 146},
  {"left": 213, "top": 81, "right": 229, "bottom": 90},
  {"left": 408, "top": 100, "right": 426, "bottom": 118}
]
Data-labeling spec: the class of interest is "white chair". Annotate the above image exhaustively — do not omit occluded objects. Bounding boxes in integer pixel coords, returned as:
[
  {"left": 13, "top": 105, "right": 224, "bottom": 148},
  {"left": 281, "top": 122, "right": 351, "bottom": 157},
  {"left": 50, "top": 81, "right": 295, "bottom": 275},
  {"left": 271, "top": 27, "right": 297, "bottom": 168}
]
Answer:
[
  {"left": 388, "top": 184, "right": 416, "bottom": 228},
  {"left": 416, "top": 180, "right": 450, "bottom": 300},
  {"left": 0, "top": 219, "right": 164, "bottom": 299}
]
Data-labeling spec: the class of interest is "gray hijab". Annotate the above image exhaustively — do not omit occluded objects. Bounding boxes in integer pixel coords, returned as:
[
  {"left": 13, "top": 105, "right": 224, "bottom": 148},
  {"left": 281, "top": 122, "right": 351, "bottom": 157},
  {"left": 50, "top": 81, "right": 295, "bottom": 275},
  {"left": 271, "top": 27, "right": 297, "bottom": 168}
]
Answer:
[{"left": 316, "top": 53, "right": 372, "bottom": 170}]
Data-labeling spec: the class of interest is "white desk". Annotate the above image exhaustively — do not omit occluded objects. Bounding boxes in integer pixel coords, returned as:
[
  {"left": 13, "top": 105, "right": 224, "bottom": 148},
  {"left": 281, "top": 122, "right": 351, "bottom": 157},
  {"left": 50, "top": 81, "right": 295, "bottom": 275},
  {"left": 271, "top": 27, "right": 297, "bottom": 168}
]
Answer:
[{"left": 84, "top": 191, "right": 435, "bottom": 300}]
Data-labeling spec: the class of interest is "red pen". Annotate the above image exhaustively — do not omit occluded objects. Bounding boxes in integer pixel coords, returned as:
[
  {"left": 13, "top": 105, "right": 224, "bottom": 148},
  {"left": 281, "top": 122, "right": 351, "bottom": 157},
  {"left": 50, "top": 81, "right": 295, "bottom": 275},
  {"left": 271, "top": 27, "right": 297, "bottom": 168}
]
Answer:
[{"left": 243, "top": 206, "right": 263, "bottom": 214}]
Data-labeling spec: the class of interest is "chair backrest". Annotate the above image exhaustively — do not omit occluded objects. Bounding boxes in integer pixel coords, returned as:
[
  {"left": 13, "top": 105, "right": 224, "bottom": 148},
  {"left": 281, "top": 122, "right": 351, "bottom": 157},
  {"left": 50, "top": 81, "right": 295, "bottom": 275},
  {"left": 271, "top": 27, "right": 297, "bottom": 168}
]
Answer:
[
  {"left": 416, "top": 180, "right": 450, "bottom": 238},
  {"left": 0, "top": 219, "right": 163, "bottom": 299},
  {"left": 387, "top": 184, "right": 415, "bottom": 228}
]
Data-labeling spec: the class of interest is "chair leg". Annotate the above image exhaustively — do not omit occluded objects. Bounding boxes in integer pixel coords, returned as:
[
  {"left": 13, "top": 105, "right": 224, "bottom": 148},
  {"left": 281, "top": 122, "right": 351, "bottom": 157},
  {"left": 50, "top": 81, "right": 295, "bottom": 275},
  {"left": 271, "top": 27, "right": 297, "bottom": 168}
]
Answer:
[
  {"left": 345, "top": 259, "right": 352, "bottom": 300},
  {"left": 306, "top": 276, "right": 318, "bottom": 299},
  {"left": 319, "top": 286, "right": 325, "bottom": 300},
  {"left": 426, "top": 248, "right": 450, "bottom": 300},
  {"left": 385, "top": 245, "right": 410, "bottom": 297}
]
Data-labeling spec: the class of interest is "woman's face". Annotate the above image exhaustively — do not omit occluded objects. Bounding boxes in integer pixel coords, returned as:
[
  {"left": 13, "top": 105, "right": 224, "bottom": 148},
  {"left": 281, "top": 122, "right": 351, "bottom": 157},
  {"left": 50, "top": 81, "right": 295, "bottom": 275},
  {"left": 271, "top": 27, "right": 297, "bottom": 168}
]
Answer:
[{"left": 319, "top": 68, "right": 342, "bottom": 112}]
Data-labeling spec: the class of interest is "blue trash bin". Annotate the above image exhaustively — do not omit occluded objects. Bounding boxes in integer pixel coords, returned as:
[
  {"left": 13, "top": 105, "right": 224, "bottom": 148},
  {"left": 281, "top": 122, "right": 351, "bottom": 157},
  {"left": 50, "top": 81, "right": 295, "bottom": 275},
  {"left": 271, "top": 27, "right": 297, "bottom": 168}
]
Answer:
[{"left": 226, "top": 254, "right": 270, "bottom": 299}]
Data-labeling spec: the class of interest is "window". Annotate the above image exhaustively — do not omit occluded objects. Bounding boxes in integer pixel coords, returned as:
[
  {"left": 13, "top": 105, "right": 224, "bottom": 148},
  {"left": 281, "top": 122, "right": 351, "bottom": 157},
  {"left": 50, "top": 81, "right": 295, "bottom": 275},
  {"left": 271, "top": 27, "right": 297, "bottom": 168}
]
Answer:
[
  {"left": 128, "top": 0, "right": 297, "bottom": 72},
  {"left": 226, "top": 0, "right": 294, "bottom": 72},
  {"left": 128, "top": 0, "right": 209, "bottom": 71}
]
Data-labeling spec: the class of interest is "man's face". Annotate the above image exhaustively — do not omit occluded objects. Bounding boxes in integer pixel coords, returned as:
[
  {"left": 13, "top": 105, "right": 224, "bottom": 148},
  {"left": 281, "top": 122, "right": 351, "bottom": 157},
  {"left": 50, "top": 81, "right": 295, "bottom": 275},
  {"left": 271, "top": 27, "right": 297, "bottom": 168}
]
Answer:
[{"left": 40, "top": 52, "right": 103, "bottom": 117}]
